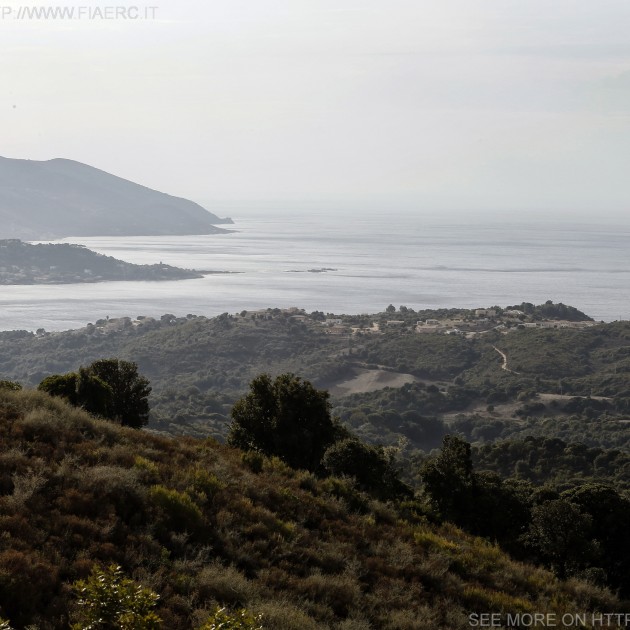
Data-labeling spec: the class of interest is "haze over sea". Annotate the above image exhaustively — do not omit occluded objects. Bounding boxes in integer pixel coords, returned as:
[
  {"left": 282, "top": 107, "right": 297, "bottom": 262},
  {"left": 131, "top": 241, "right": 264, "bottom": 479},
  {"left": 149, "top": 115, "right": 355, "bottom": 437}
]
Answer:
[{"left": 1, "top": 211, "right": 629, "bottom": 331}]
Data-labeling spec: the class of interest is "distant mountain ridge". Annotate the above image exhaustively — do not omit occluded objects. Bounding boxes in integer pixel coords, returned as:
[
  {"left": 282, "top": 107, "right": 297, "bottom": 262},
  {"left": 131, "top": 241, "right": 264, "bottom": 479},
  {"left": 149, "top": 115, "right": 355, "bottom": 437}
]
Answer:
[{"left": 0, "top": 156, "right": 232, "bottom": 239}]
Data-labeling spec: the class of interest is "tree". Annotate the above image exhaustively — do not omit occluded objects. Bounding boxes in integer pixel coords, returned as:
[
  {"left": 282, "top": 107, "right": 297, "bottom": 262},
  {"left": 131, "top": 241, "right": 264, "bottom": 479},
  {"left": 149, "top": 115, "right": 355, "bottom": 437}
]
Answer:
[
  {"left": 524, "top": 499, "right": 595, "bottom": 579},
  {"left": 228, "top": 373, "right": 343, "bottom": 471},
  {"left": 563, "top": 484, "right": 630, "bottom": 595},
  {"left": 38, "top": 370, "right": 112, "bottom": 417},
  {"left": 420, "top": 435, "right": 475, "bottom": 524},
  {"left": 87, "top": 359, "right": 151, "bottom": 428},
  {"left": 38, "top": 359, "right": 150, "bottom": 429}
]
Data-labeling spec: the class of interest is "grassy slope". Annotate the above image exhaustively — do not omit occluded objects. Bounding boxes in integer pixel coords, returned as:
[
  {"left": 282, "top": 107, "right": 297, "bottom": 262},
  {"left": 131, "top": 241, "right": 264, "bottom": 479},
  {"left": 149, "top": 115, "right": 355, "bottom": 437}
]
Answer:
[{"left": 0, "top": 388, "right": 623, "bottom": 629}]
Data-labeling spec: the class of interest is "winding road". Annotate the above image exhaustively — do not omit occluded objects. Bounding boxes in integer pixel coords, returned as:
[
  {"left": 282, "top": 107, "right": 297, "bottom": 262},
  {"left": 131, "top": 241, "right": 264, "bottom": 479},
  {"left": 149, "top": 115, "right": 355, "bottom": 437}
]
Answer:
[{"left": 493, "top": 346, "right": 520, "bottom": 375}]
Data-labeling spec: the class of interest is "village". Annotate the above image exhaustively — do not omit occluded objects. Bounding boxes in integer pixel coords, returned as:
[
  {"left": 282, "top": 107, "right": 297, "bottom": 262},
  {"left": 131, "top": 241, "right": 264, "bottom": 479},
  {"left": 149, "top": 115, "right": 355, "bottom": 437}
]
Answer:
[{"left": 298, "top": 307, "right": 597, "bottom": 338}]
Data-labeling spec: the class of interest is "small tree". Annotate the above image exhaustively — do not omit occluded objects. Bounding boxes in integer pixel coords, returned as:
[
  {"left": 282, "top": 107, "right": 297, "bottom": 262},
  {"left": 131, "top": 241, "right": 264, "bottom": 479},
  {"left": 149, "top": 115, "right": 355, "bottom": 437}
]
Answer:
[{"left": 228, "top": 373, "right": 342, "bottom": 471}]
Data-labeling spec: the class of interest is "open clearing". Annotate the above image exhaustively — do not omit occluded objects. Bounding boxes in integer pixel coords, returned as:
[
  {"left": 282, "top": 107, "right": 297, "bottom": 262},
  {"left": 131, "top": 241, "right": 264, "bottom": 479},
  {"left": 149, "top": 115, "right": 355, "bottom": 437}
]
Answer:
[{"left": 328, "top": 368, "right": 419, "bottom": 396}]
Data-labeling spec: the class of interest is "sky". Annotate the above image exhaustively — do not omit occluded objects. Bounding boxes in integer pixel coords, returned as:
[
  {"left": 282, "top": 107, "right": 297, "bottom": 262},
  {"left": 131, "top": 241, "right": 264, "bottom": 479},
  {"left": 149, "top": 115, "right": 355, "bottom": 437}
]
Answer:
[{"left": 1, "top": 0, "right": 630, "bottom": 217}]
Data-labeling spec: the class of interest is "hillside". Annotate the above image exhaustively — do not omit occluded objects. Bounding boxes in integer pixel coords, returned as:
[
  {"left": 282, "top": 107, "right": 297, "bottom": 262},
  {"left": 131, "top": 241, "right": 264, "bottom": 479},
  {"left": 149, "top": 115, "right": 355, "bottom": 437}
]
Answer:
[
  {"left": 0, "top": 304, "right": 627, "bottom": 448},
  {"left": 0, "top": 157, "right": 232, "bottom": 239},
  {"left": 0, "top": 387, "right": 623, "bottom": 629},
  {"left": 0, "top": 239, "right": 206, "bottom": 284}
]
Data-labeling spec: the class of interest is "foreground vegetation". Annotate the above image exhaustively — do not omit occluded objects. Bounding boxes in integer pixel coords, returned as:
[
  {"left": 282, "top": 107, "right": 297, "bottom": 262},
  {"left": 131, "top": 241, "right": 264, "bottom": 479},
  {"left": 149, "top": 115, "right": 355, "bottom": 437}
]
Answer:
[
  {"left": 0, "top": 387, "right": 625, "bottom": 628},
  {"left": 1, "top": 302, "right": 630, "bottom": 626}
]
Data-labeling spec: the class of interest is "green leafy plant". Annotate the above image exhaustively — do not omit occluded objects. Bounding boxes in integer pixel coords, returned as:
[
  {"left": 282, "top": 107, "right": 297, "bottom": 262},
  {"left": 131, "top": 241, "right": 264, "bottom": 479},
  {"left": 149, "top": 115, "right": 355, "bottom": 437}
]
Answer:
[
  {"left": 71, "top": 564, "right": 161, "bottom": 630},
  {"left": 198, "top": 606, "right": 264, "bottom": 630}
]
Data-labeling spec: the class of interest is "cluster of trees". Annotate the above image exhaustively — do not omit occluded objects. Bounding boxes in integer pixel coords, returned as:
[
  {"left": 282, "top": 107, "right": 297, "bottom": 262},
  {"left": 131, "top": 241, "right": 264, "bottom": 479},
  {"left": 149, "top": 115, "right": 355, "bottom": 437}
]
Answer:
[
  {"left": 421, "top": 435, "right": 630, "bottom": 593},
  {"left": 506, "top": 300, "right": 593, "bottom": 322},
  {"left": 228, "top": 373, "right": 411, "bottom": 500},
  {"left": 228, "top": 374, "right": 630, "bottom": 595},
  {"left": 472, "top": 436, "right": 630, "bottom": 492},
  {"left": 225, "top": 374, "right": 630, "bottom": 596},
  {"left": 37, "top": 358, "right": 151, "bottom": 428}
]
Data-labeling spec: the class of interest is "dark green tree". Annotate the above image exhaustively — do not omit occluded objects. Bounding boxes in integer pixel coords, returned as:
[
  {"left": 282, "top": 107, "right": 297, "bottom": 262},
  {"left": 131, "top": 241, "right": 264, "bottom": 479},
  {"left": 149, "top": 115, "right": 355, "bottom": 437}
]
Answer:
[
  {"left": 420, "top": 435, "right": 475, "bottom": 523},
  {"left": 472, "top": 472, "right": 532, "bottom": 545},
  {"left": 524, "top": 499, "right": 595, "bottom": 579},
  {"left": 88, "top": 359, "right": 151, "bottom": 428},
  {"left": 75, "top": 367, "right": 114, "bottom": 417},
  {"left": 38, "top": 373, "right": 78, "bottom": 403},
  {"left": 228, "top": 373, "right": 342, "bottom": 471},
  {"left": 38, "top": 359, "right": 150, "bottom": 428},
  {"left": 563, "top": 484, "right": 630, "bottom": 594},
  {"left": 39, "top": 368, "right": 113, "bottom": 417}
]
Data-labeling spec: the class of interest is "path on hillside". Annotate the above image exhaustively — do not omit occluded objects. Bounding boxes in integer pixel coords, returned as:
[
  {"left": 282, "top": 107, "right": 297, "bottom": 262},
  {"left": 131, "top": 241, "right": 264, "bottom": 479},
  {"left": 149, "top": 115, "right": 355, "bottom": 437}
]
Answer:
[{"left": 493, "top": 346, "right": 520, "bottom": 375}]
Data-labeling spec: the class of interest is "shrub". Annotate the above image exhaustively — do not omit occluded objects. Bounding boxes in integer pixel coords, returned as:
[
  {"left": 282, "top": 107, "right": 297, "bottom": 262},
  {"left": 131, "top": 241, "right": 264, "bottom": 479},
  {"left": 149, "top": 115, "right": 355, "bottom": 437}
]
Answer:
[
  {"left": 0, "top": 381, "right": 21, "bottom": 392},
  {"left": 71, "top": 564, "right": 161, "bottom": 630},
  {"left": 188, "top": 468, "right": 225, "bottom": 500},
  {"left": 195, "top": 563, "right": 258, "bottom": 607},
  {"left": 197, "top": 606, "right": 263, "bottom": 630},
  {"left": 149, "top": 485, "right": 204, "bottom": 531},
  {"left": 254, "top": 600, "right": 322, "bottom": 630},
  {"left": 0, "top": 549, "right": 58, "bottom": 626},
  {"left": 322, "top": 438, "right": 410, "bottom": 500},
  {"left": 242, "top": 451, "right": 264, "bottom": 474}
]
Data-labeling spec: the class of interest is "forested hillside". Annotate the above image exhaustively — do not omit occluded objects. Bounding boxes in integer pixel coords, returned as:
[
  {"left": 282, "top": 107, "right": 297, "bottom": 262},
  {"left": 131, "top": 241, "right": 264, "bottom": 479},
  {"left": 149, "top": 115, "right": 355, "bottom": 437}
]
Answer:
[{"left": 0, "top": 304, "right": 628, "bottom": 450}]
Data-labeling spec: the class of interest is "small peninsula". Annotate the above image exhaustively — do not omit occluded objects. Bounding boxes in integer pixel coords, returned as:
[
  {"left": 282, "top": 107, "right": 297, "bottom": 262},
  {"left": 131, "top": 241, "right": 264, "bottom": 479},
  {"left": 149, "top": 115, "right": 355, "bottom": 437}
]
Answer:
[{"left": 0, "top": 239, "right": 206, "bottom": 284}]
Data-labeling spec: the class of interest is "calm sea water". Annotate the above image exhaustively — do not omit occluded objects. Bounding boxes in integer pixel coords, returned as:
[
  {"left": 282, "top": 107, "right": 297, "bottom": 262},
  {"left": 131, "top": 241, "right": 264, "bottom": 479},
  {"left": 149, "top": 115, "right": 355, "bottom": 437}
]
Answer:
[{"left": 1, "top": 212, "right": 629, "bottom": 331}]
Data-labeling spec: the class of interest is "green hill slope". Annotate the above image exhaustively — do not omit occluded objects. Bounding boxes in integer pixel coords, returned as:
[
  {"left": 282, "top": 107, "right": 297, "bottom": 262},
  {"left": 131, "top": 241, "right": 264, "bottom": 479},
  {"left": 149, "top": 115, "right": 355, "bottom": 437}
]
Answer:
[{"left": 0, "top": 388, "right": 623, "bottom": 629}]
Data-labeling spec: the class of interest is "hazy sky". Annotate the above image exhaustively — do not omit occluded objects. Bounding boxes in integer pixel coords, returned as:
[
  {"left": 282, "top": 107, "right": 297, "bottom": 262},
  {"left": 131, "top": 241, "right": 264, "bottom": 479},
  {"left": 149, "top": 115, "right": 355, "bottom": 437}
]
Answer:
[{"left": 2, "top": 0, "right": 630, "bottom": 216}]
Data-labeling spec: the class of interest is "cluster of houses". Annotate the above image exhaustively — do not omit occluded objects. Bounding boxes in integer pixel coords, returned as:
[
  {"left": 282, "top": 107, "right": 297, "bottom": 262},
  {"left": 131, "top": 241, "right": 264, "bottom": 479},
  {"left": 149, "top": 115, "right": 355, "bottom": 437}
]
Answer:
[
  {"left": 318, "top": 307, "right": 597, "bottom": 338},
  {"left": 114, "top": 306, "right": 595, "bottom": 340}
]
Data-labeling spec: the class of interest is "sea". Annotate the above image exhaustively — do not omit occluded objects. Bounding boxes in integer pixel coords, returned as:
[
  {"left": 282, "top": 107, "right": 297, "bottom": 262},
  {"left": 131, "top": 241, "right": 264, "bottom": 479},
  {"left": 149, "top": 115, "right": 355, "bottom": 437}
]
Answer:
[{"left": 1, "top": 211, "right": 629, "bottom": 331}]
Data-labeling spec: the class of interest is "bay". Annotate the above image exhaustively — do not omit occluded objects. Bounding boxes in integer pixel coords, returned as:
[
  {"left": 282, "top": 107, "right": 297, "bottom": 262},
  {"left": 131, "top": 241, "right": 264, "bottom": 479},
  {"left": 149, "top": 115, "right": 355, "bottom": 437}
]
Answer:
[{"left": 1, "top": 211, "right": 629, "bottom": 331}]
